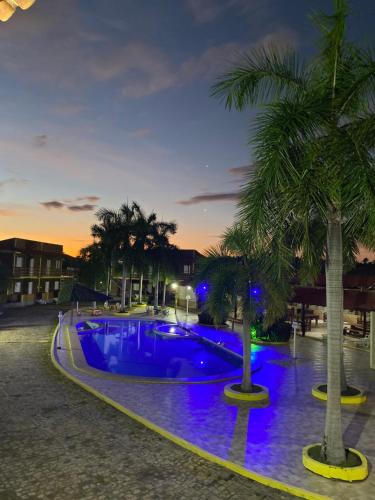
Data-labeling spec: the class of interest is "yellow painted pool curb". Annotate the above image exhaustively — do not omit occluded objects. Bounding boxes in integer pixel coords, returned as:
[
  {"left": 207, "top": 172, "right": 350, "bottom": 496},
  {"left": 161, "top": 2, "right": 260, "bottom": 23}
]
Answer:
[
  {"left": 224, "top": 383, "right": 269, "bottom": 402},
  {"left": 50, "top": 324, "right": 330, "bottom": 500},
  {"left": 302, "top": 443, "right": 368, "bottom": 482},
  {"left": 311, "top": 383, "right": 367, "bottom": 405}
]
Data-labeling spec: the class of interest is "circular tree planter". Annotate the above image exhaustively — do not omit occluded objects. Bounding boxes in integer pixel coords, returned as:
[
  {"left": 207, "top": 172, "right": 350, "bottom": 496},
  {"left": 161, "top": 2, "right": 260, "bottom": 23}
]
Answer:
[
  {"left": 302, "top": 443, "right": 368, "bottom": 481},
  {"left": 113, "top": 311, "right": 130, "bottom": 317},
  {"left": 312, "top": 383, "right": 367, "bottom": 405},
  {"left": 224, "top": 383, "right": 269, "bottom": 402}
]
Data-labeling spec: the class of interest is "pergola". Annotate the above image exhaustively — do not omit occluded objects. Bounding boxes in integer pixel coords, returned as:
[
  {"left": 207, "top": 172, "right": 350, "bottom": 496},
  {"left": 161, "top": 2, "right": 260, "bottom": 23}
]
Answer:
[{"left": 291, "top": 285, "right": 375, "bottom": 370}]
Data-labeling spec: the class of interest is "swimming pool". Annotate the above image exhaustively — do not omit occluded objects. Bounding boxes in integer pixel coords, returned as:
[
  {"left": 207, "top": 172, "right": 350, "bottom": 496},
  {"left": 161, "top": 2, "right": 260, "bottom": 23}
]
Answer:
[{"left": 76, "top": 319, "right": 242, "bottom": 382}]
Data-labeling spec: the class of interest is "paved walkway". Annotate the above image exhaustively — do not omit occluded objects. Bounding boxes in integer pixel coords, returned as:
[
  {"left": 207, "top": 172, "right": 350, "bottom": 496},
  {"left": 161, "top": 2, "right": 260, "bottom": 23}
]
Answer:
[
  {"left": 0, "top": 305, "right": 294, "bottom": 499},
  {"left": 55, "top": 308, "right": 375, "bottom": 500}
]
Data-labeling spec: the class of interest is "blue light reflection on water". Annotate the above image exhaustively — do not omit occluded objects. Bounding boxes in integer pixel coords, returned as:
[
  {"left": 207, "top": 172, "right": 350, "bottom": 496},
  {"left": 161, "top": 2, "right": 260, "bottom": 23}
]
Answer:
[{"left": 76, "top": 319, "right": 242, "bottom": 380}]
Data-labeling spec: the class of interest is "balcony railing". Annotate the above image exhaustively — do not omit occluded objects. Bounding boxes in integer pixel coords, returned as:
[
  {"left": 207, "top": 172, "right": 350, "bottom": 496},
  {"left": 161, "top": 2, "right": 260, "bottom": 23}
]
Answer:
[{"left": 11, "top": 267, "right": 74, "bottom": 278}]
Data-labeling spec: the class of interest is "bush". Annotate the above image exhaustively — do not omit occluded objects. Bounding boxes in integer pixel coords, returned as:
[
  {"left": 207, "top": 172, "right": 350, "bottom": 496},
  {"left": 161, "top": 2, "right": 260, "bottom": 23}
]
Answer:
[
  {"left": 260, "top": 318, "right": 292, "bottom": 342},
  {"left": 198, "top": 309, "right": 215, "bottom": 325}
]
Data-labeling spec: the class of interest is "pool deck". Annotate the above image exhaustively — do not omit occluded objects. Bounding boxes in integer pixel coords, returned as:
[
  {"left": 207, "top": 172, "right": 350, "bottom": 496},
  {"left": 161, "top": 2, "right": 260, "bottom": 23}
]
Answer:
[{"left": 53, "top": 308, "right": 375, "bottom": 500}]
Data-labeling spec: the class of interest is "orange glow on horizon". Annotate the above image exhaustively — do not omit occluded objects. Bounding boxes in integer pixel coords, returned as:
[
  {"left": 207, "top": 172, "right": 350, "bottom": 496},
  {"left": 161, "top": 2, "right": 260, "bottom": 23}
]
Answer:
[{"left": 1, "top": 229, "right": 374, "bottom": 262}]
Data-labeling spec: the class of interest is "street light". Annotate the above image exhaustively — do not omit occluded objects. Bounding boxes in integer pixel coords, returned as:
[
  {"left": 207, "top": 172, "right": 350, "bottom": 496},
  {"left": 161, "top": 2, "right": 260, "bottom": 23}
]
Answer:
[
  {"left": 0, "top": 0, "right": 36, "bottom": 22},
  {"left": 171, "top": 282, "right": 178, "bottom": 310},
  {"left": 186, "top": 295, "right": 191, "bottom": 316}
]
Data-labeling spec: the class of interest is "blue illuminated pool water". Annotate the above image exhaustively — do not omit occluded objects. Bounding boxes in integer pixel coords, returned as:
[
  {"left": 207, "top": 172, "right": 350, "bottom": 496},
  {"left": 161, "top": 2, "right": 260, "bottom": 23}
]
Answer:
[{"left": 76, "top": 319, "right": 242, "bottom": 381}]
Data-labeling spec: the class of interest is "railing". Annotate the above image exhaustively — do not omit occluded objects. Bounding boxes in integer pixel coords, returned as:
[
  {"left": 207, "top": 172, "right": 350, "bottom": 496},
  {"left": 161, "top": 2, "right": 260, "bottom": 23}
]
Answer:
[{"left": 11, "top": 267, "right": 75, "bottom": 278}]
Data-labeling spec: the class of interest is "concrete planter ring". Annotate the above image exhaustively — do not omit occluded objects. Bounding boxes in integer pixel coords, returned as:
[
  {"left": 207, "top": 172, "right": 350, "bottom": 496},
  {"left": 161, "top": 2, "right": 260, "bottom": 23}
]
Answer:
[
  {"left": 224, "top": 383, "right": 269, "bottom": 402},
  {"left": 312, "top": 383, "right": 367, "bottom": 405},
  {"left": 302, "top": 443, "right": 368, "bottom": 482}
]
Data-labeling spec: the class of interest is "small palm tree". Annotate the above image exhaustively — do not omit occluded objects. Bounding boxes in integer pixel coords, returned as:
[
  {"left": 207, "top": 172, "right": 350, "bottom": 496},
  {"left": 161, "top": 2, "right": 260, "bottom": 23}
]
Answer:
[
  {"left": 212, "top": 0, "right": 375, "bottom": 466},
  {"left": 196, "top": 226, "right": 289, "bottom": 393}
]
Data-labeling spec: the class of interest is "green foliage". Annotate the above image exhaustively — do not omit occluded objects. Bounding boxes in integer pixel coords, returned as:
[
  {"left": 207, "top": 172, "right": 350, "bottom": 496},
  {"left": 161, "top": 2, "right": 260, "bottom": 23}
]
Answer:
[
  {"left": 195, "top": 225, "right": 291, "bottom": 328},
  {"left": 78, "top": 243, "right": 107, "bottom": 290},
  {"left": 212, "top": 0, "right": 375, "bottom": 281}
]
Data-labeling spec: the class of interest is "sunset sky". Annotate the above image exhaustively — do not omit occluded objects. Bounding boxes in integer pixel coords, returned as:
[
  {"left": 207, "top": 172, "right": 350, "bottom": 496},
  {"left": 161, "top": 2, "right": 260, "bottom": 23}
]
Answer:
[{"left": 0, "top": 0, "right": 374, "bottom": 258}]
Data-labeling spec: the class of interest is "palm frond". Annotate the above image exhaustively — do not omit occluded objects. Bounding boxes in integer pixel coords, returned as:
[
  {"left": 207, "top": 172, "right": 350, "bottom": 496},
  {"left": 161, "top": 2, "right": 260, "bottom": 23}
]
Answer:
[{"left": 211, "top": 45, "right": 308, "bottom": 110}]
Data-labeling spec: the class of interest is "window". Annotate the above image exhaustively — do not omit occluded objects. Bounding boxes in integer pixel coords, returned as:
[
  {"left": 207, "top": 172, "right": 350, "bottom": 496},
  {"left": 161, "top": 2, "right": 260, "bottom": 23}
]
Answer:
[
  {"left": 183, "top": 265, "right": 191, "bottom": 275},
  {"left": 14, "top": 282, "right": 21, "bottom": 293},
  {"left": 46, "top": 259, "right": 51, "bottom": 269},
  {"left": 28, "top": 282, "right": 33, "bottom": 294},
  {"left": 45, "top": 281, "right": 50, "bottom": 293},
  {"left": 15, "top": 256, "right": 23, "bottom": 268},
  {"left": 55, "top": 260, "right": 60, "bottom": 269},
  {"left": 54, "top": 281, "right": 60, "bottom": 291}
]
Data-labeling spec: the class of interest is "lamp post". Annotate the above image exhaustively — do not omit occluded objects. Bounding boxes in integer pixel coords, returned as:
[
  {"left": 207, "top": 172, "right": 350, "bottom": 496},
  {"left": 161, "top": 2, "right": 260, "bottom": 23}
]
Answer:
[
  {"left": 171, "top": 282, "right": 178, "bottom": 313},
  {"left": 186, "top": 285, "right": 192, "bottom": 316},
  {"left": 186, "top": 295, "right": 191, "bottom": 316},
  {"left": 0, "top": 0, "right": 36, "bottom": 22}
]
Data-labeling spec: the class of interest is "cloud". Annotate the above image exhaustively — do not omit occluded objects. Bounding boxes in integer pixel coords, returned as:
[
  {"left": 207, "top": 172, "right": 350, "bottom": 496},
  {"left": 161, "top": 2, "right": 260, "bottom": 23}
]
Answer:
[
  {"left": 0, "top": 0, "right": 294, "bottom": 101},
  {"left": 76, "top": 196, "right": 100, "bottom": 202},
  {"left": 40, "top": 201, "right": 65, "bottom": 210},
  {"left": 0, "top": 209, "right": 19, "bottom": 216},
  {"left": 33, "top": 134, "right": 48, "bottom": 148},
  {"left": 128, "top": 128, "right": 152, "bottom": 139},
  {"left": 228, "top": 165, "right": 253, "bottom": 176},
  {"left": 40, "top": 196, "right": 99, "bottom": 212},
  {"left": 51, "top": 104, "right": 86, "bottom": 117},
  {"left": 67, "top": 204, "right": 97, "bottom": 212},
  {"left": 177, "top": 192, "right": 239, "bottom": 205},
  {"left": 0, "top": 178, "right": 28, "bottom": 189},
  {"left": 90, "top": 42, "right": 177, "bottom": 98},
  {"left": 179, "top": 30, "right": 296, "bottom": 84},
  {"left": 186, "top": 0, "right": 268, "bottom": 24}
]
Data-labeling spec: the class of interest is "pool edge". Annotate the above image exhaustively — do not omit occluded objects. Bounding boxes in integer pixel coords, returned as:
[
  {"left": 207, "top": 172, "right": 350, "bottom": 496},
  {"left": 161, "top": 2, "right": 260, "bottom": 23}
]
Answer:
[{"left": 50, "top": 323, "right": 330, "bottom": 500}]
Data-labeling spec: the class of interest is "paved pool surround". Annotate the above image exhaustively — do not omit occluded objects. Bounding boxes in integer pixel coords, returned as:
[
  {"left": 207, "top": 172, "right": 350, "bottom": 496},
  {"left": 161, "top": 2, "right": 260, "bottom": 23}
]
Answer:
[{"left": 53, "top": 311, "right": 375, "bottom": 500}]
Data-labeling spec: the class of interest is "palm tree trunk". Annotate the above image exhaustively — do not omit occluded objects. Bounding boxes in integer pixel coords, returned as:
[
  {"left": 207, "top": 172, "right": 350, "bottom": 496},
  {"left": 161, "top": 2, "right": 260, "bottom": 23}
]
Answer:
[
  {"left": 121, "top": 261, "right": 127, "bottom": 311},
  {"left": 154, "top": 265, "right": 160, "bottom": 309},
  {"left": 129, "top": 266, "right": 133, "bottom": 308},
  {"left": 241, "top": 313, "right": 252, "bottom": 392},
  {"left": 341, "top": 349, "right": 348, "bottom": 392},
  {"left": 106, "top": 264, "right": 111, "bottom": 296},
  {"left": 322, "top": 218, "right": 346, "bottom": 465},
  {"left": 139, "top": 273, "right": 144, "bottom": 304},
  {"left": 162, "top": 280, "right": 167, "bottom": 307}
]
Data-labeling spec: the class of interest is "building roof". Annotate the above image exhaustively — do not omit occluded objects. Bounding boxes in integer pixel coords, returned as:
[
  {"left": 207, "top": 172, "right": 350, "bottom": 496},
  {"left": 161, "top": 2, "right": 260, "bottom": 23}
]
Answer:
[
  {"left": 0, "top": 237, "right": 63, "bottom": 255},
  {"left": 292, "top": 286, "right": 375, "bottom": 312}
]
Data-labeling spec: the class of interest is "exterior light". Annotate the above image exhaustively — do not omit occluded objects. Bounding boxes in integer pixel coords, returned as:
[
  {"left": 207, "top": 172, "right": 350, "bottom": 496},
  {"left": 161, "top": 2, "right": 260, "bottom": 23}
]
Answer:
[
  {"left": 0, "top": 0, "right": 36, "bottom": 22},
  {"left": 0, "top": 1, "right": 15, "bottom": 21},
  {"left": 14, "top": 0, "right": 36, "bottom": 8},
  {"left": 171, "top": 283, "right": 178, "bottom": 290},
  {"left": 187, "top": 285, "right": 192, "bottom": 290}
]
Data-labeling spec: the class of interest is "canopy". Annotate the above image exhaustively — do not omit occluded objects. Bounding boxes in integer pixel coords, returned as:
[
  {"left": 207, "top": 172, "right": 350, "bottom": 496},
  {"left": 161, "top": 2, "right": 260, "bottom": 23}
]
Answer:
[{"left": 57, "top": 281, "right": 110, "bottom": 304}]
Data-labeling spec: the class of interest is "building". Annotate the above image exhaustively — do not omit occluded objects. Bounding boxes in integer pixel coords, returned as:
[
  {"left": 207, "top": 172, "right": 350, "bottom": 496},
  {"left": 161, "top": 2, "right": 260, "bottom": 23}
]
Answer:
[
  {"left": 174, "top": 249, "right": 203, "bottom": 283},
  {"left": 0, "top": 237, "right": 69, "bottom": 305}
]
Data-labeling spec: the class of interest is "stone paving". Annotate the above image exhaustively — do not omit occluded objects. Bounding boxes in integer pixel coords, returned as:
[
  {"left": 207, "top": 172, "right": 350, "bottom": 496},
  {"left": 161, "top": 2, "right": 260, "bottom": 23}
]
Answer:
[
  {"left": 55, "top": 308, "right": 375, "bottom": 500},
  {"left": 0, "top": 305, "right": 295, "bottom": 500}
]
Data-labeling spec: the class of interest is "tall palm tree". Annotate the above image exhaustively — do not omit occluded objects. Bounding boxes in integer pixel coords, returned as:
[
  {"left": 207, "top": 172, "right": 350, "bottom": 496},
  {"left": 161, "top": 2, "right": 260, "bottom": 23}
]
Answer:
[
  {"left": 131, "top": 204, "right": 158, "bottom": 304},
  {"left": 91, "top": 208, "right": 122, "bottom": 296},
  {"left": 195, "top": 226, "right": 290, "bottom": 393},
  {"left": 212, "top": 0, "right": 375, "bottom": 466},
  {"left": 117, "top": 202, "right": 139, "bottom": 311},
  {"left": 149, "top": 221, "right": 177, "bottom": 309}
]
